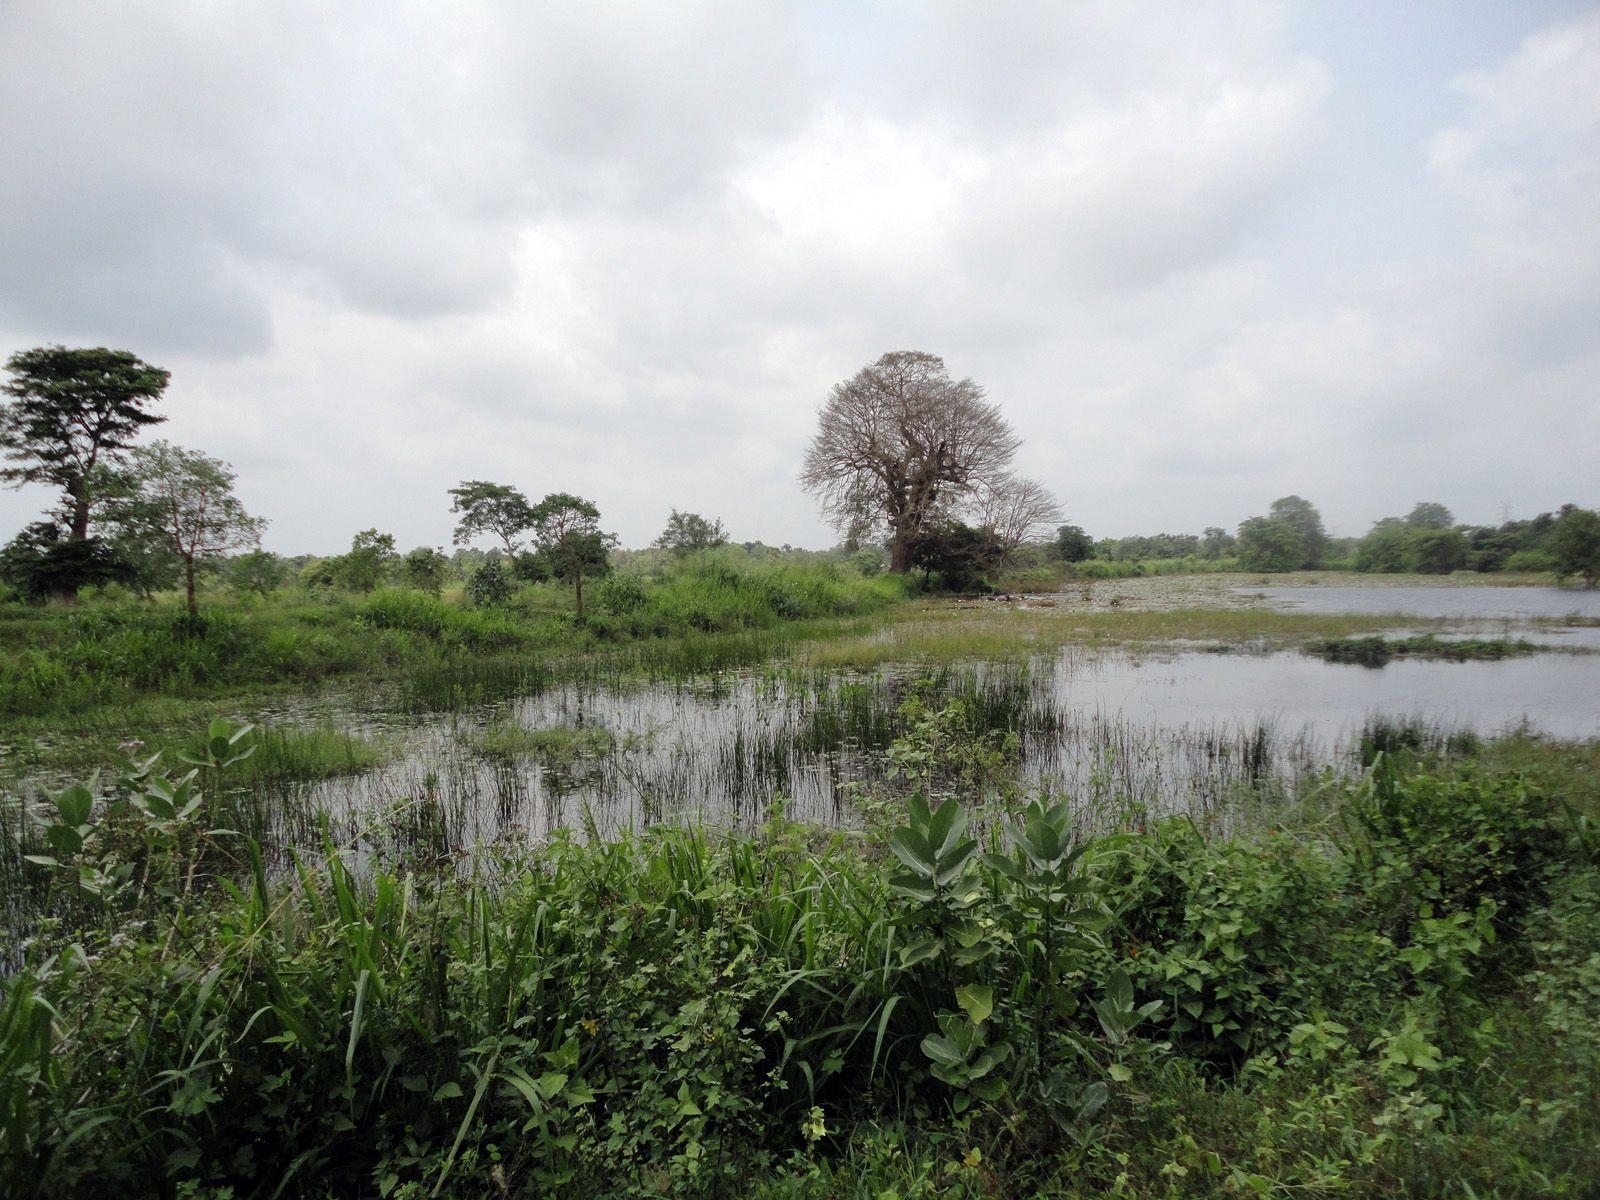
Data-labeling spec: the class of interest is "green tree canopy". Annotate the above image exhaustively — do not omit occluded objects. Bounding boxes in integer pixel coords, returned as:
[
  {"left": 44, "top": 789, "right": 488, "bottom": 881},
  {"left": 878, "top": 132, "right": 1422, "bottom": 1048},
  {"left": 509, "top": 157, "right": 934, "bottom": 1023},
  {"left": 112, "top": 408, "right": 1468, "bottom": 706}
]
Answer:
[
  {"left": 1, "top": 346, "right": 168, "bottom": 558},
  {"left": 532, "top": 493, "right": 616, "bottom": 617},
  {"left": 1267, "top": 496, "right": 1327, "bottom": 568},
  {"left": 448, "top": 480, "right": 535, "bottom": 556},
  {"left": 1550, "top": 505, "right": 1600, "bottom": 587},
  {"left": 1236, "top": 515, "right": 1306, "bottom": 572},
  {"left": 326, "top": 529, "right": 398, "bottom": 592},
  {"left": 654, "top": 509, "right": 728, "bottom": 556},
  {"left": 123, "top": 441, "right": 267, "bottom": 614},
  {"left": 0, "top": 521, "right": 132, "bottom": 601},
  {"left": 1404, "top": 502, "right": 1455, "bottom": 530},
  {"left": 402, "top": 546, "right": 451, "bottom": 596},
  {"left": 1053, "top": 523, "right": 1094, "bottom": 563}
]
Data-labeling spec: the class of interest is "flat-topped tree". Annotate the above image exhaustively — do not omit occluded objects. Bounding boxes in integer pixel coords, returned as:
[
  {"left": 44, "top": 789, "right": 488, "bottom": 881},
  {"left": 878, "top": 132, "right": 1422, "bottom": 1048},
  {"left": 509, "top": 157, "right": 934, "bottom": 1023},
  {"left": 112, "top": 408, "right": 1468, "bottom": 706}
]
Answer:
[
  {"left": 448, "top": 480, "right": 535, "bottom": 557},
  {"left": 1, "top": 346, "right": 169, "bottom": 545},
  {"left": 801, "top": 352, "right": 1021, "bottom": 572}
]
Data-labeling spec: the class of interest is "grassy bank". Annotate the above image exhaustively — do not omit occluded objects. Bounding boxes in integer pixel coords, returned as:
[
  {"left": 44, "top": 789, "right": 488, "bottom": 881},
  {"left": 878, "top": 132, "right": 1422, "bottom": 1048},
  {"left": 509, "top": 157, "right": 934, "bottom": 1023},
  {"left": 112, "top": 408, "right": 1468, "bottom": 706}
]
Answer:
[
  {"left": 3, "top": 730, "right": 1597, "bottom": 1198},
  {"left": 0, "top": 559, "right": 901, "bottom": 724}
]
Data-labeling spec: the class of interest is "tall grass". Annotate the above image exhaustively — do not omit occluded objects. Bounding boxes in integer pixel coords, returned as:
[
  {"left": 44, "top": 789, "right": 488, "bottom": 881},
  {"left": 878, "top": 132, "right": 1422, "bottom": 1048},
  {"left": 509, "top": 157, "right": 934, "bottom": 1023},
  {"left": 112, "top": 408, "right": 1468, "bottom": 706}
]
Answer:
[
  {"left": 4, "top": 739, "right": 1597, "bottom": 1197},
  {"left": 0, "top": 561, "right": 897, "bottom": 721}
]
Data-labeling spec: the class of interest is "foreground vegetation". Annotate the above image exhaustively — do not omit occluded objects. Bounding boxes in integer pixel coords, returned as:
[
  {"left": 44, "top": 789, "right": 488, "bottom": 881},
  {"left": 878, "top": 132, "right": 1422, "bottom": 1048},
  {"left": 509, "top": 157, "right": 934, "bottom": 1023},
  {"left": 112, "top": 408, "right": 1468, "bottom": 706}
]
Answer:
[{"left": 3, "top": 719, "right": 1598, "bottom": 1198}]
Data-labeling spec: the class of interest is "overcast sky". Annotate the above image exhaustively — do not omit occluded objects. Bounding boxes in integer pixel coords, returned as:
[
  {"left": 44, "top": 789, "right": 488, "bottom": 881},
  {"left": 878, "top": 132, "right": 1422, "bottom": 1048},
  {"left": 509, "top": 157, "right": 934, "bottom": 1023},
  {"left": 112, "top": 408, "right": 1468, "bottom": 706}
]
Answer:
[{"left": 2, "top": 1, "right": 1597, "bottom": 554}]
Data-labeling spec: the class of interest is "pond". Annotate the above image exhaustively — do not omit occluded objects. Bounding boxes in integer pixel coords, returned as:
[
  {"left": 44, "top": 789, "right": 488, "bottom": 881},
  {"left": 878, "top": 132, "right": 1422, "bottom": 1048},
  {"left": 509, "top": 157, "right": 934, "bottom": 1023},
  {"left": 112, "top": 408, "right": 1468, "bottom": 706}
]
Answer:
[
  {"left": 7, "top": 593, "right": 1600, "bottom": 961},
  {"left": 264, "top": 632, "right": 1600, "bottom": 862}
]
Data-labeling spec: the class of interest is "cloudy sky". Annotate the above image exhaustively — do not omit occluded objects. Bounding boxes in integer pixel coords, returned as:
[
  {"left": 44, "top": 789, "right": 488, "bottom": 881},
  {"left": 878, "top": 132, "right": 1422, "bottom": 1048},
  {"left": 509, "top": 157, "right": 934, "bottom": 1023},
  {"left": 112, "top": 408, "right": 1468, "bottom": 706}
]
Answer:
[{"left": 2, "top": 1, "right": 1597, "bottom": 554}]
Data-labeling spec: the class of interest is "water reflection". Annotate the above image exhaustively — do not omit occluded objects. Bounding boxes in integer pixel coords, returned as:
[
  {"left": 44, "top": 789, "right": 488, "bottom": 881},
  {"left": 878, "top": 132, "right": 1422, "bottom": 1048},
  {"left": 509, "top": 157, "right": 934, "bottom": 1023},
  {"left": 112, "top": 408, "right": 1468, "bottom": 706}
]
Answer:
[{"left": 276, "top": 643, "right": 1600, "bottom": 861}]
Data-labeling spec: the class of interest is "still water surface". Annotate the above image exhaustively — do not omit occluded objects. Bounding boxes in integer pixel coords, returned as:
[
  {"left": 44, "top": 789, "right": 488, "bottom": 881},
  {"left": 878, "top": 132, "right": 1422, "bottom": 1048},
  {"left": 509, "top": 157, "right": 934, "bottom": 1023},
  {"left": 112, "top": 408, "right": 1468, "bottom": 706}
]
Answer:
[{"left": 281, "top": 625, "right": 1600, "bottom": 855}]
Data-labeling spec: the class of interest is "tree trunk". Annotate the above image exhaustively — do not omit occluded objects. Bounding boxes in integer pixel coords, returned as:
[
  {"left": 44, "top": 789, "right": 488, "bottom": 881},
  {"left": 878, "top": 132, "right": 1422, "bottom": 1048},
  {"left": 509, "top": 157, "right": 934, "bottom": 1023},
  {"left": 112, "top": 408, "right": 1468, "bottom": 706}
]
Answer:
[
  {"left": 68, "top": 487, "right": 91, "bottom": 542},
  {"left": 889, "top": 536, "right": 913, "bottom": 573},
  {"left": 185, "top": 556, "right": 197, "bottom": 617}
]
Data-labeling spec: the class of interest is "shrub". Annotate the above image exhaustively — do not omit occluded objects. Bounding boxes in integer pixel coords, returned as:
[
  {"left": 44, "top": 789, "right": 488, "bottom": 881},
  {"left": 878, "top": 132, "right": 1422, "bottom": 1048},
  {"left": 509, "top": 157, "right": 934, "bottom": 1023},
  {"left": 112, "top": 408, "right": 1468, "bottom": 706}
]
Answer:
[{"left": 466, "top": 561, "right": 512, "bottom": 607}]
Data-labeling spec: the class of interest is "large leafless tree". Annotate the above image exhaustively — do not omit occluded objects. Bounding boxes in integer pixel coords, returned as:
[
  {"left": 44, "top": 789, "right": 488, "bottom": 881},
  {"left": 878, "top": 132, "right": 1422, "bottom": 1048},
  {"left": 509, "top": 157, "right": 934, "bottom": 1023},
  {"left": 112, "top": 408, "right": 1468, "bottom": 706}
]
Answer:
[
  {"left": 800, "top": 351, "right": 1021, "bottom": 572},
  {"left": 976, "top": 474, "right": 1064, "bottom": 567}
]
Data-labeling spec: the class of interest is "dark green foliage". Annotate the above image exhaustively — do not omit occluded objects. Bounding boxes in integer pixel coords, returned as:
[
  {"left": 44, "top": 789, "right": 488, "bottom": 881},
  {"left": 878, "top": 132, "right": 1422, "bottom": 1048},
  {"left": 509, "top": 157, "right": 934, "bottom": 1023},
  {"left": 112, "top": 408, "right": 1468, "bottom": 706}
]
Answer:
[
  {"left": 1305, "top": 634, "right": 1538, "bottom": 666},
  {"left": 1, "top": 346, "right": 169, "bottom": 554},
  {"left": 531, "top": 493, "right": 616, "bottom": 617},
  {"left": 329, "top": 528, "right": 399, "bottom": 592},
  {"left": 1053, "top": 524, "right": 1094, "bottom": 563},
  {"left": 225, "top": 549, "right": 288, "bottom": 596},
  {"left": 0, "top": 522, "right": 133, "bottom": 600},
  {"left": 1095, "top": 531, "right": 1200, "bottom": 562},
  {"left": 1235, "top": 515, "right": 1305, "bottom": 572},
  {"left": 908, "top": 522, "right": 999, "bottom": 592},
  {"left": 400, "top": 546, "right": 450, "bottom": 596},
  {"left": 1550, "top": 505, "right": 1600, "bottom": 587},
  {"left": 465, "top": 561, "right": 512, "bottom": 607},
  {"left": 1405, "top": 501, "right": 1454, "bottom": 530},
  {"left": 1200, "top": 526, "right": 1235, "bottom": 559},
  {"left": 655, "top": 510, "right": 729, "bottom": 555},
  {"left": 1357, "top": 516, "right": 1468, "bottom": 574},
  {"left": 1267, "top": 496, "right": 1327, "bottom": 568},
  {"left": 3, "top": 740, "right": 1596, "bottom": 1197}
]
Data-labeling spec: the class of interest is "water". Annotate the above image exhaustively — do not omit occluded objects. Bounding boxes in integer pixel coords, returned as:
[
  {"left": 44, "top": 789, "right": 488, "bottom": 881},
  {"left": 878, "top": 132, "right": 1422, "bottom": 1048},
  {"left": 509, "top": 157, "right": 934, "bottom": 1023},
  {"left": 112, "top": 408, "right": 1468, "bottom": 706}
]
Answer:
[
  {"left": 260, "top": 638, "right": 1600, "bottom": 859},
  {"left": 1240, "top": 584, "right": 1600, "bottom": 621}
]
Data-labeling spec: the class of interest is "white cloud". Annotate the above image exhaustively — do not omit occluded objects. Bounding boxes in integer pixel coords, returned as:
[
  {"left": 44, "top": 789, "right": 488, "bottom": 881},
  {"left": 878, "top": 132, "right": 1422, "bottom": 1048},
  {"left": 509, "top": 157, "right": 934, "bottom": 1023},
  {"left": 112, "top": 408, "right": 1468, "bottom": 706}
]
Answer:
[{"left": 2, "top": 2, "right": 1596, "bottom": 552}]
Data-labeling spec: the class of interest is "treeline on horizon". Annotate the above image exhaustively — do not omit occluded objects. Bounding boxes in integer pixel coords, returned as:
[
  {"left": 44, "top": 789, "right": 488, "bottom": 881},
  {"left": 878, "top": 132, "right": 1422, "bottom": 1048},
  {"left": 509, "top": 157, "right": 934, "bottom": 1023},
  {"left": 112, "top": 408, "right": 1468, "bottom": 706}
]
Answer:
[
  {"left": 4, "top": 344, "right": 1599, "bottom": 607},
  {"left": 1056, "top": 494, "right": 1600, "bottom": 585}
]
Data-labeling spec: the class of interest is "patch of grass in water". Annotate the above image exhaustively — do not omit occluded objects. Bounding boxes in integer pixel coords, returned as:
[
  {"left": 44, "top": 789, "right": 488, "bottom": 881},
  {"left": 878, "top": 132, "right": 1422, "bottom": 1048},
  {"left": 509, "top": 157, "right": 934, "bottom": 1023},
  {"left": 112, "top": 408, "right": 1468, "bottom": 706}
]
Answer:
[
  {"left": 189, "top": 723, "right": 387, "bottom": 783},
  {"left": 1307, "top": 634, "right": 1541, "bottom": 666},
  {"left": 1357, "top": 715, "right": 1482, "bottom": 765},
  {"left": 799, "top": 607, "right": 1453, "bottom": 670},
  {"left": 470, "top": 720, "right": 615, "bottom": 765}
]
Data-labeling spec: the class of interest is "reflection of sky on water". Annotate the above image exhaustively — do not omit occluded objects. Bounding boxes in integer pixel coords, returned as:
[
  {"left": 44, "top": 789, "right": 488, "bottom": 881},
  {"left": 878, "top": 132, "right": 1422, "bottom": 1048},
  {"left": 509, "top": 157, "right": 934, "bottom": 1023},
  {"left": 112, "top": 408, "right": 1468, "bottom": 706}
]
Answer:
[
  {"left": 274, "top": 641, "right": 1600, "bottom": 856},
  {"left": 1242, "top": 585, "right": 1600, "bottom": 621}
]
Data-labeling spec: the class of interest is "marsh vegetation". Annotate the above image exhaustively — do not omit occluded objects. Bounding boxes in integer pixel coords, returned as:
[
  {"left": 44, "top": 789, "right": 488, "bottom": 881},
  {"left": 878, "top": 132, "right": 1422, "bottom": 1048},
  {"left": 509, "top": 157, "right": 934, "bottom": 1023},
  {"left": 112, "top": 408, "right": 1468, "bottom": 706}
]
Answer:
[{"left": 2, "top": 568, "right": 1599, "bottom": 1197}]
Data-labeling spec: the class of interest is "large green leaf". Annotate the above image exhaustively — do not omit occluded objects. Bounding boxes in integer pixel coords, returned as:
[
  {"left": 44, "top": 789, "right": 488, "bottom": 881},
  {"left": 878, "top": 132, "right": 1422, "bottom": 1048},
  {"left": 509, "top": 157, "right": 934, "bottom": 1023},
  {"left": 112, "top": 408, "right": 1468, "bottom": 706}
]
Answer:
[
  {"left": 54, "top": 785, "right": 93, "bottom": 828},
  {"left": 956, "top": 984, "right": 993, "bottom": 1027}
]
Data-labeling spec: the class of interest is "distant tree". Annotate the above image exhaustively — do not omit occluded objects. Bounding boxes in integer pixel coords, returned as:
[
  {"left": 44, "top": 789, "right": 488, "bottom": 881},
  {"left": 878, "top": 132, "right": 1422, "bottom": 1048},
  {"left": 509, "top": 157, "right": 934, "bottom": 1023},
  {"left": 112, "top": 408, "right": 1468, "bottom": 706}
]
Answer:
[
  {"left": 226, "top": 549, "right": 288, "bottom": 596},
  {"left": 1410, "top": 527, "right": 1468, "bottom": 574},
  {"left": 2, "top": 346, "right": 169, "bottom": 595},
  {"left": 466, "top": 560, "right": 512, "bottom": 607},
  {"left": 1404, "top": 502, "right": 1454, "bottom": 530},
  {"left": 1101, "top": 532, "right": 1202, "bottom": 561},
  {"left": 1236, "top": 516, "right": 1306, "bottom": 572},
  {"left": 331, "top": 529, "right": 398, "bottom": 592},
  {"left": 122, "top": 441, "right": 267, "bottom": 615},
  {"left": 801, "top": 351, "right": 1021, "bottom": 572},
  {"left": 976, "top": 475, "right": 1062, "bottom": 566},
  {"left": 1200, "top": 526, "right": 1235, "bottom": 560},
  {"left": 531, "top": 493, "right": 616, "bottom": 617},
  {"left": 1267, "top": 496, "right": 1327, "bottom": 568},
  {"left": 1355, "top": 518, "right": 1414, "bottom": 573},
  {"left": 402, "top": 546, "right": 451, "bottom": 596},
  {"left": 448, "top": 480, "right": 535, "bottom": 556},
  {"left": 1054, "top": 524, "right": 1094, "bottom": 563},
  {"left": 655, "top": 509, "right": 728, "bottom": 556},
  {"left": 1550, "top": 506, "right": 1600, "bottom": 587}
]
